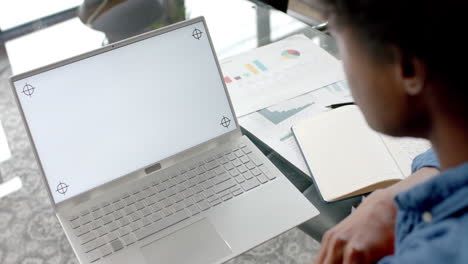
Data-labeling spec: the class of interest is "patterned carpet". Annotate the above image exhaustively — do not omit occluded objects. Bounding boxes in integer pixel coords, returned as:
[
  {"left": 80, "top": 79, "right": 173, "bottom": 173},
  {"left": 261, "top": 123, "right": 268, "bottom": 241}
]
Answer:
[{"left": 0, "top": 45, "right": 320, "bottom": 264}]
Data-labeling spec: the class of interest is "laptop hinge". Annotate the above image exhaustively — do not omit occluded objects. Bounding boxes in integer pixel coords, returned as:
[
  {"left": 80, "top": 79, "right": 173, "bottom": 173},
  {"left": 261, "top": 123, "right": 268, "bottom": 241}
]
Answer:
[{"left": 56, "top": 128, "right": 243, "bottom": 213}]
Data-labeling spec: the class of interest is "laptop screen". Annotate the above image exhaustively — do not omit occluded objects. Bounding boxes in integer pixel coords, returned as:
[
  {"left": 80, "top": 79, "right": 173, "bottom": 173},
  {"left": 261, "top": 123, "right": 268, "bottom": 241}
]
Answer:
[{"left": 12, "top": 20, "right": 237, "bottom": 203}]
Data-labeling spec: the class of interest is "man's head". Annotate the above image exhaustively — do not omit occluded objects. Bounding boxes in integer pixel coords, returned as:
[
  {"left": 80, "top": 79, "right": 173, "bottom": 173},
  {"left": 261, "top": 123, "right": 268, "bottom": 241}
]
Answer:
[{"left": 303, "top": 0, "right": 465, "bottom": 138}]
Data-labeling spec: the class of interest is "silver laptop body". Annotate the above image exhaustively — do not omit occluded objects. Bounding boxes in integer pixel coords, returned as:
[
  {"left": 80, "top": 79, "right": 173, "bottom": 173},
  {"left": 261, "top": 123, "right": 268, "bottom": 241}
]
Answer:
[{"left": 9, "top": 17, "right": 318, "bottom": 264}]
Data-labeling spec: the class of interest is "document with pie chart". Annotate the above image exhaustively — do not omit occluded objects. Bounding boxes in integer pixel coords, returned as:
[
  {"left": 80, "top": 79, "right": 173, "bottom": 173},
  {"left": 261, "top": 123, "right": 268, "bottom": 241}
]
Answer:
[{"left": 220, "top": 35, "right": 345, "bottom": 117}]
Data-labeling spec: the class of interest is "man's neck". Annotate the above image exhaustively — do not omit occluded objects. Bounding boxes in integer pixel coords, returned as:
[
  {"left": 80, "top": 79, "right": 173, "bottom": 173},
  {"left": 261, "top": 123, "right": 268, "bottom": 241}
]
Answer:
[{"left": 430, "top": 113, "right": 468, "bottom": 170}]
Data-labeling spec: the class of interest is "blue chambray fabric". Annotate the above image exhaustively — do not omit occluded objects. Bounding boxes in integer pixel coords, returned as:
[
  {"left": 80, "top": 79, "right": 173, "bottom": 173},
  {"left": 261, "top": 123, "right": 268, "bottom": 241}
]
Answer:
[{"left": 379, "top": 149, "right": 468, "bottom": 263}]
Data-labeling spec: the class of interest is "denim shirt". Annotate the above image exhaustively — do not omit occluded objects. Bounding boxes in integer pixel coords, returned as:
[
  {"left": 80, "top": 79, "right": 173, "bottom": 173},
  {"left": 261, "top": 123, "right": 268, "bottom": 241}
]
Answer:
[{"left": 379, "top": 149, "right": 468, "bottom": 263}]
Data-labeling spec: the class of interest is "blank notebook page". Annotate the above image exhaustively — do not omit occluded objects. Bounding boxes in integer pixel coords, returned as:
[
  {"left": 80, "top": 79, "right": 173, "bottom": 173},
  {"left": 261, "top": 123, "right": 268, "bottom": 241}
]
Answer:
[{"left": 293, "top": 105, "right": 403, "bottom": 201}]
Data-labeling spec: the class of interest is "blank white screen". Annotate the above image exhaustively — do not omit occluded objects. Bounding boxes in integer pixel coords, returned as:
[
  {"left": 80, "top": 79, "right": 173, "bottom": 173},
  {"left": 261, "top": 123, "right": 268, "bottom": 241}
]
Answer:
[{"left": 14, "top": 21, "right": 236, "bottom": 203}]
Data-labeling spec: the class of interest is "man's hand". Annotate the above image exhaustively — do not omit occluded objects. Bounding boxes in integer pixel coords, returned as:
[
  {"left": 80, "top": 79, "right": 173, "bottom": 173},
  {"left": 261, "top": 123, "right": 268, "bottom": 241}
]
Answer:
[
  {"left": 315, "top": 189, "right": 397, "bottom": 264},
  {"left": 314, "top": 167, "right": 440, "bottom": 264}
]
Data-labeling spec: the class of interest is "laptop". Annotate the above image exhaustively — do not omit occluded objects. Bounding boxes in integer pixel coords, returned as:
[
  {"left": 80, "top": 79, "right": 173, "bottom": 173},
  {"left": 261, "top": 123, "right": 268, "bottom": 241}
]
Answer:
[{"left": 9, "top": 17, "right": 319, "bottom": 264}]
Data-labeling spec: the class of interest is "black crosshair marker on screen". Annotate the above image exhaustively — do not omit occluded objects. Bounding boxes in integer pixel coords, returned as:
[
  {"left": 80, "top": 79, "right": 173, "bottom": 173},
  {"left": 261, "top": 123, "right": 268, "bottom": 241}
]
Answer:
[
  {"left": 56, "top": 182, "right": 69, "bottom": 195},
  {"left": 192, "top": 28, "right": 203, "bottom": 40},
  {"left": 22, "top": 83, "right": 35, "bottom": 97},
  {"left": 220, "top": 116, "right": 231, "bottom": 128}
]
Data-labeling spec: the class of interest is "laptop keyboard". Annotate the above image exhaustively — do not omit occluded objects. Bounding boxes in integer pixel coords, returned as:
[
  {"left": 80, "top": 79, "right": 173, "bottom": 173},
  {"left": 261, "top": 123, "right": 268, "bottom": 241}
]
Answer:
[{"left": 66, "top": 143, "right": 276, "bottom": 263}]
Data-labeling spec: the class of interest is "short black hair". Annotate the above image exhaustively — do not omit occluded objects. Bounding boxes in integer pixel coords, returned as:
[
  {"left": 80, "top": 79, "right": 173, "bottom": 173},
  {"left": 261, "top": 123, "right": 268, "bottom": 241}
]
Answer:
[{"left": 305, "top": 0, "right": 466, "bottom": 116}]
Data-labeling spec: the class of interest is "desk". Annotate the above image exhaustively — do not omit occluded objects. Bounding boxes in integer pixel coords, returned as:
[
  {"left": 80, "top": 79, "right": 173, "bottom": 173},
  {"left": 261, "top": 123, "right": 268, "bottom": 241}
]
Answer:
[{"left": 0, "top": 0, "right": 359, "bottom": 262}]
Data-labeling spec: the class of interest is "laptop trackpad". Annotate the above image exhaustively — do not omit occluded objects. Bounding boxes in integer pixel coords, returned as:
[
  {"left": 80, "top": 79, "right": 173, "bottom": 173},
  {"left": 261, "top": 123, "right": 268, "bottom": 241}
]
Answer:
[{"left": 141, "top": 218, "right": 232, "bottom": 264}]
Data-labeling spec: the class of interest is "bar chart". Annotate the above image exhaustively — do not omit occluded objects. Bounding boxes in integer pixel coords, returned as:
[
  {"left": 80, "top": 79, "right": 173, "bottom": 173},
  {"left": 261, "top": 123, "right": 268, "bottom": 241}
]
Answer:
[{"left": 223, "top": 59, "right": 268, "bottom": 83}]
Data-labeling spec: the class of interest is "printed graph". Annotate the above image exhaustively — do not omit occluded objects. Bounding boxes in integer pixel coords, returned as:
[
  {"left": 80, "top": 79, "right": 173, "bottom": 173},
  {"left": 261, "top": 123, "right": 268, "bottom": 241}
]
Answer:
[
  {"left": 325, "top": 81, "right": 349, "bottom": 93},
  {"left": 223, "top": 60, "right": 268, "bottom": 83},
  {"left": 281, "top": 49, "right": 301, "bottom": 59},
  {"left": 258, "top": 103, "right": 313, "bottom": 125},
  {"left": 322, "top": 81, "right": 352, "bottom": 99}
]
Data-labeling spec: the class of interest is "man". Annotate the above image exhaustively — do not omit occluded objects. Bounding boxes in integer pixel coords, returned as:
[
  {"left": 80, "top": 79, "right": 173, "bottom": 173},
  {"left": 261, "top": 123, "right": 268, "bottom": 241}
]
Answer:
[{"left": 302, "top": 0, "right": 468, "bottom": 263}]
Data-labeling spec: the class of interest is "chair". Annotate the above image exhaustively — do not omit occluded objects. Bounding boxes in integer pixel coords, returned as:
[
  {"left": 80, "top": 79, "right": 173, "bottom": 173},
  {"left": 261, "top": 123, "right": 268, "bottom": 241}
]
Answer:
[
  {"left": 78, "top": 0, "right": 185, "bottom": 43},
  {"left": 258, "top": 0, "right": 289, "bottom": 13},
  {"left": 258, "top": 0, "right": 328, "bottom": 32}
]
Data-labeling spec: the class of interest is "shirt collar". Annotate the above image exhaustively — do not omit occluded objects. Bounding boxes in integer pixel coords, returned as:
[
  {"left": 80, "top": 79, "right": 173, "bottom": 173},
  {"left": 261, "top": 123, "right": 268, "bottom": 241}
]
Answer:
[{"left": 395, "top": 162, "right": 468, "bottom": 212}]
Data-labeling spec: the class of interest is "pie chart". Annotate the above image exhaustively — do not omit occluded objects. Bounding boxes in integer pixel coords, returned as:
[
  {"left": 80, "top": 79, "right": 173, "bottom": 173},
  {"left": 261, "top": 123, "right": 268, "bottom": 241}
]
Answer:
[{"left": 281, "top": 49, "right": 300, "bottom": 59}]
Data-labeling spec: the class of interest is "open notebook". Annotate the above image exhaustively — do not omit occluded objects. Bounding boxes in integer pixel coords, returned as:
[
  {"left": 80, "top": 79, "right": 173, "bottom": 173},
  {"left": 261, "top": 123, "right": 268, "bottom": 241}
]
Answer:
[{"left": 292, "top": 105, "right": 414, "bottom": 202}]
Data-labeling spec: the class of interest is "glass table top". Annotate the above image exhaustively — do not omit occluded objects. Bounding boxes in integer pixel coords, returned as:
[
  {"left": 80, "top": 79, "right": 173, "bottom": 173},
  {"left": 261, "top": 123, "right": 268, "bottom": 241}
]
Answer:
[
  {"left": 3, "top": 0, "right": 337, "bottom": 75},
  {"left": 0, "top": 0, "right": 81, "bottom": 31}
]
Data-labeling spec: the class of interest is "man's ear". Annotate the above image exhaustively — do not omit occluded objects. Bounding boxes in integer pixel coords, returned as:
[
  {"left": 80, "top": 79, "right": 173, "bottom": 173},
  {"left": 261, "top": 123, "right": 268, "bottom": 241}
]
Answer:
[{"left": 400, "top": 54, "right": 427, "bottom": 96}]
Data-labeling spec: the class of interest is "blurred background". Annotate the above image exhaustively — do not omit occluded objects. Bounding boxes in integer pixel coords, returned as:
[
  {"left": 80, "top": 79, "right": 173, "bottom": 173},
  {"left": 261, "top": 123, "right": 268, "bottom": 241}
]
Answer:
[{"left": 0, "top": 0, "right": 324, "bottom": 42}]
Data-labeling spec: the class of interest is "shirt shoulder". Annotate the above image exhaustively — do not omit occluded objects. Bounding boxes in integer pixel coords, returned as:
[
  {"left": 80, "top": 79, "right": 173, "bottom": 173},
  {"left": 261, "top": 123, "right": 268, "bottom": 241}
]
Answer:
[
  {"left": 379, "top": 211, "right": 468, "bottom": 264},
  {"left": 382, "top": 163, "right": 468, "bottom": 264},
  {"left": 411, "top": 148, "right": 440, "bottom": 173}
]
